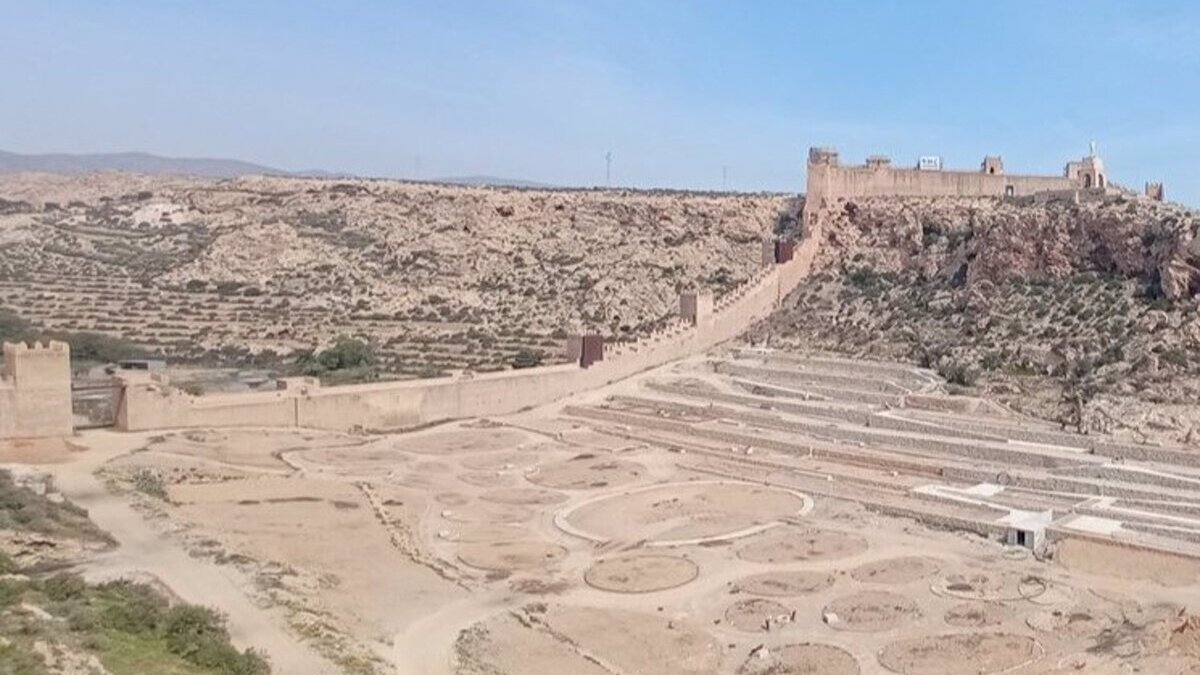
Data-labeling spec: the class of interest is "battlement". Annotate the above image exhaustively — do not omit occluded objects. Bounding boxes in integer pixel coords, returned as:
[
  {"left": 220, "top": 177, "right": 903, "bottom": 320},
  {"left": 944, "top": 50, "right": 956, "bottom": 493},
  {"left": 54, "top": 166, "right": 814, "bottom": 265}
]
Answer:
[
  {"left": 802, "top": 144, "right": 1156, "bottom": 228},
  {"left": 1, "top": 340, "right": 73, "bottom": 439},
  {"left": 2, "top": 340, "right": 70, "bottom": 388}
]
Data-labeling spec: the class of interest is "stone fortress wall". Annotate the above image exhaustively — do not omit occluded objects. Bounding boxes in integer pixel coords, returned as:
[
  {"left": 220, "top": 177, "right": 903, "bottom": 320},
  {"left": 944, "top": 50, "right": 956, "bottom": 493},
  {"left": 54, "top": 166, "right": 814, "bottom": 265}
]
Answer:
[
  {"left": 0, "top": 341, "right": 72, "bottom": 439},
  {"left": 802, "top": 144, "right": 1162, "bottom": 227},
  {"left": 111, "top": 222, "right": 823, "bottom": 433}
]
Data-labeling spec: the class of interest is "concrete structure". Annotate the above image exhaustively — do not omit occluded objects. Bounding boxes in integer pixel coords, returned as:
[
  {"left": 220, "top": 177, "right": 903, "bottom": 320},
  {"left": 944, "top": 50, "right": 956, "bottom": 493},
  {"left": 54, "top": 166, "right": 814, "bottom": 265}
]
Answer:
[
  {"left": 0, "top": 341, "right": 73, "bottom": 439},
  {"left": 803, "top": 144, "right": 1141, "bottom": 227}
]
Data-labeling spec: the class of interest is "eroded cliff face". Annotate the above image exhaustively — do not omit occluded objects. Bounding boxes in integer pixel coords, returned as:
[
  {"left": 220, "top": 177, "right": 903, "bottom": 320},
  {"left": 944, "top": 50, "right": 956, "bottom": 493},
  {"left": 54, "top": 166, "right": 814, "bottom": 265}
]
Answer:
[
  {"left": 760, "top": 194, "right": 1200, "bottom": 445},
  {"left": 813, "top": 194, "right": 1200, "bottom": 300}
]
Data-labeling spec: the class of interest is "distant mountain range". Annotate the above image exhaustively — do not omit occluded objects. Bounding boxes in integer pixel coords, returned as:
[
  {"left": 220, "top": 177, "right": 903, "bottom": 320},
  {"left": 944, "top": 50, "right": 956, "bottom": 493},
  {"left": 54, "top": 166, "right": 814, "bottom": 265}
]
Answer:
[
  {"left": 0, "top": 150, "right": 554, "bottom": 187},
  {"left": 0, "top": 150, "right": 297, "bottom": 179}
]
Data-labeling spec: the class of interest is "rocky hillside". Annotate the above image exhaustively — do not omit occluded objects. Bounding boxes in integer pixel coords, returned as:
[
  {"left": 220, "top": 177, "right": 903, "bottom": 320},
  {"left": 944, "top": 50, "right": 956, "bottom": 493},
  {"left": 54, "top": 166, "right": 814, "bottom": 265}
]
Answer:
[
  {"left": 755, "top": 194, "right": 1200, "bottom": 445},
  {"left": 0, "top": 173, "right": 793, "bottom": 376}
]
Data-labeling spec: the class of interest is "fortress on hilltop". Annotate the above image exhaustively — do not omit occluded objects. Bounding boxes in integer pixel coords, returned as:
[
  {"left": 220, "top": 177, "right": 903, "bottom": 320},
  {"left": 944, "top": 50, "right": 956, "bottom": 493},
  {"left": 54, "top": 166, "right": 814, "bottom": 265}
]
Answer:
[{"left": 803, "top": 143, "right": 1164, "bottom": 226}]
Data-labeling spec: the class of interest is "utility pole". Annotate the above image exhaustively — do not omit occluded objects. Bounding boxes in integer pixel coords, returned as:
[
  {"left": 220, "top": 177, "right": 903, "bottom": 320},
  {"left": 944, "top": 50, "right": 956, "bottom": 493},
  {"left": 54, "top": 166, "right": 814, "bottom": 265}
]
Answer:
[
  {"left": 722, "top": 165, "right": 728, "bottom": 191},
  {"left": 605, "top": 151, "right": 613, "bottom": 188}
]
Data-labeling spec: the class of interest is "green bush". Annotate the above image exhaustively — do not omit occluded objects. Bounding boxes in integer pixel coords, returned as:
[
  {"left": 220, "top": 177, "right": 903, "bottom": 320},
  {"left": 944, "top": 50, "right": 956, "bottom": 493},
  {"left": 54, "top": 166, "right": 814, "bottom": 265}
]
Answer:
[
  {"left": 510, "top": 348, "right": 544, "bottom": 369},
  {"left": 132, "top": 470, "right": 168, "bottom": 500},
  {"left": 295, "top": 336, "right": 376, "bottom": 378},
  {"left": 163, "top": 605, "right": 268, "bottom": 674}
]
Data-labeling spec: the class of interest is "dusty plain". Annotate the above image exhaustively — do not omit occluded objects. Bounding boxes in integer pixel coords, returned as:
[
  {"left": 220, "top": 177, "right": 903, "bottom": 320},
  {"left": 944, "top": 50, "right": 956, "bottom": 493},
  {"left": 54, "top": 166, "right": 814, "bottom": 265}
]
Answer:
[{"left": 34, "top": 349, "right": 1200, "bottom": 674}]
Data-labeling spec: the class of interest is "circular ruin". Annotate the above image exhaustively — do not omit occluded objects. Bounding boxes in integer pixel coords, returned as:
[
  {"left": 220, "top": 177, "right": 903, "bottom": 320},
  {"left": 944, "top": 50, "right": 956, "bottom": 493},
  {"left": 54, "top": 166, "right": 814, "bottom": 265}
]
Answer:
[
  {"left": 584, "top": 555, "right": 699, "bottom": 593},
  {"left": 943, "top": 602, "right": 1011, "bottom": 628},
  {"left": 933, "top": 572, "right": 1047, "bottom": 603},
  {"left": 460, "top": 450, "right": 543, "bottom": 472},
  {"left": 732, "top": 570, "right": 835, "bottom": 597},
  {"left": 878, "top": 633, "right": 1040, "bottom": 674},
  {"left": 480, "top": 487, "right": 568, "bottom": 506},
  {"left": 850, "top": 556, "right": 940, "bottom": 585},
  {"left": 457, "top": 541, "right": 568, "bottom": 571},
  {"left": 725, "top": 598, "right": 794, "bottom": 632},
  {"left": 526, "top": 455, "right": 645, "bottom": 490},
  {"left": 396, "top": 428, "right": 531, "bottom": 456},
  {"left": 560, "top": 481, "right": 812, "bottom": 546},
  {"left": 822, "top": 591, "right": 920, "bottom": 632},
  {"left": 1025, "top": 607, "right": 1114, "bottom": 638},
  {"left": 737, "top": 527, "right": 868, "bottom": 564},
  {"left": 737, "top": 643, "right": 860, "bottom": 675},
  {"left": 455, "top": 604, "right": 721, "bottom": 675}
]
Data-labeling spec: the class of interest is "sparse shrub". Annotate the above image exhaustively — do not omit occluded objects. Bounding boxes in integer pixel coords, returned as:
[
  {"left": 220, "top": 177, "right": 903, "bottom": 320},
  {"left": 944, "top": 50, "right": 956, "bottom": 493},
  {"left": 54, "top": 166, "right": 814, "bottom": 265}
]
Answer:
[
  {"left": 133, "top": 469, "right": 168, "bottom": 500},
  {"left": 937, "top": 360, "right": 979, "bottom": 387},
  {"left": 510, "top": 348, "right": 544, "bottom": 369}
]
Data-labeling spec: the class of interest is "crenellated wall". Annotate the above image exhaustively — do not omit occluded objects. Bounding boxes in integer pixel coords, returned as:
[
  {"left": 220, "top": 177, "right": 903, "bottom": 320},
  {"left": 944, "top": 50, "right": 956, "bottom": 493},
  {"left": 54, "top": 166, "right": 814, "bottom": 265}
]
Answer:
[
  {"left": 801, "top": 146, "right": 1133, "bottom": 228},
  {"left": 0, "top": 341, "right": 73, "bottom": 439},
  {"left": 116, "top": 225, "right": 824, "bottom": 433}
]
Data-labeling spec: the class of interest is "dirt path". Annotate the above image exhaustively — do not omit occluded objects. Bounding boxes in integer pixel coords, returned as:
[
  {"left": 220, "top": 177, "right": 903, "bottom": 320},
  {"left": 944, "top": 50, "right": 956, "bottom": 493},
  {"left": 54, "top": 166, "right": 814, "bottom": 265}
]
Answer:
[{"left": 50, "top": 430, "right": 338, "bottom": 674}]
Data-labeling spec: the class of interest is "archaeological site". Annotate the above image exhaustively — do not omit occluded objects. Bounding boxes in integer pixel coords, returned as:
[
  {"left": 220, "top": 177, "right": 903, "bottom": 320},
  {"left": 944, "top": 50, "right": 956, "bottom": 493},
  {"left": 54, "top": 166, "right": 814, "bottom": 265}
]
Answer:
[
  {"left": 4, "top": 4, "right": 1200, "bottom": 673},
  {"left": 3, "top": 138, "right": 1200, "bottom": 675}
]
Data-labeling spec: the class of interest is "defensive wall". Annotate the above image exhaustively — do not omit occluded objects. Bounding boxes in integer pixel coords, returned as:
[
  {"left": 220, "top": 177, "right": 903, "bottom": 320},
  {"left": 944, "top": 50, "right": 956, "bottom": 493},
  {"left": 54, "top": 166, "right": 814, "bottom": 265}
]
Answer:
[
  {"left": 802, "top": 146, "right": 1142, "bottom": 226},
  {"left": 114, "top": 224, "right": 823, "bottom": 434},
  {"left": 0, "top": 341, "right": 73, "bottom": 439}
]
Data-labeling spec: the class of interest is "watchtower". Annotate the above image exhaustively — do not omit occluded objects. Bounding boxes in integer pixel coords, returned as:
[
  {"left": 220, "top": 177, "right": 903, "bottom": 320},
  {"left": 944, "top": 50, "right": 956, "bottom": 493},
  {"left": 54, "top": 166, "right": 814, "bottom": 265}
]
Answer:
[
  {"left": 1, "top": 341, "right": 73, "bottom": 438},
  {"left": 981, "top": 156, "right": 1005, "bottom": 175}
]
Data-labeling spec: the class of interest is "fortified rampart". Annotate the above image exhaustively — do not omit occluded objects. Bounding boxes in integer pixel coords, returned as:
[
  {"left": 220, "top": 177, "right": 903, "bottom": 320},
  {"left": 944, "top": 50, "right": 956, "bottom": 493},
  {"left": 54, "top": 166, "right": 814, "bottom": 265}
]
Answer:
[
  {"left": 802, "top": 145, "right": 1140, "bottom": 226},
  {"left": 114, "top": 227, "right": 822, "bottom": 433},
  {"left": 0, "top": 341, "right": 73, "bottom": 439}
]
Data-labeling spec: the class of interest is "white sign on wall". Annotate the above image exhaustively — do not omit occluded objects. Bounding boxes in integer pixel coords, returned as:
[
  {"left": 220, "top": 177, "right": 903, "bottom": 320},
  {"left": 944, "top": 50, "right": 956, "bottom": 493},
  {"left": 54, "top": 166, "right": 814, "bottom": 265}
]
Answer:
[{"left": 918, "top": 156, "right": 943, "bottom": 171}]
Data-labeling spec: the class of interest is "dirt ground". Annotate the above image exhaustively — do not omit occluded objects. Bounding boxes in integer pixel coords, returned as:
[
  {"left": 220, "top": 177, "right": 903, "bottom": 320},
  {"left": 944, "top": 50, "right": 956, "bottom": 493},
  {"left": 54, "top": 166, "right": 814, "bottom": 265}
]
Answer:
[{"left": 43, "top": 351, "right": 1200, "bottom": 674}]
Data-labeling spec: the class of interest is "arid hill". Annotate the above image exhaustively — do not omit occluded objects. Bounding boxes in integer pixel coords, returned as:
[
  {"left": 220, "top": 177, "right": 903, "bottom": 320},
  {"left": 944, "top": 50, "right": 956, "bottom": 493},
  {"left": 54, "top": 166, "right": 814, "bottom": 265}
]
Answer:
[
  {"left": 756, "top": 194, "right": 1200, "bottom": 444},
  {"left": 0, "top": 173, "right": 793, "bottom": 376}
]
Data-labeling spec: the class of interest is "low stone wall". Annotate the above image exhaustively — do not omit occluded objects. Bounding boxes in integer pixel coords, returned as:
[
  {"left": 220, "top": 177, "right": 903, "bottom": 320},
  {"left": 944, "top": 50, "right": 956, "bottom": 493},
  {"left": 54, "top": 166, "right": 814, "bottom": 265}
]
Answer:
[{"left": 116, "top": 227, "right": 823, "bottom": 433}]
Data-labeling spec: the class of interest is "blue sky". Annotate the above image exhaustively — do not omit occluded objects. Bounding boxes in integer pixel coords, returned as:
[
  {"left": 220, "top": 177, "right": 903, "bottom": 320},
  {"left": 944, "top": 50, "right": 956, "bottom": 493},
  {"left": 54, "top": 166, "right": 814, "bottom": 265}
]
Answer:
[{"left": 2, "top": 1, "right": 1198, "bottom": 202}]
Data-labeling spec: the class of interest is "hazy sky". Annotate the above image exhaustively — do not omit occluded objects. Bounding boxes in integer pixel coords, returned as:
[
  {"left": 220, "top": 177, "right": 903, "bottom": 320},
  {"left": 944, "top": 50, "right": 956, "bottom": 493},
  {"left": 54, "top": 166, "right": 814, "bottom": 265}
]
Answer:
[{"left": 2, "top": 1, "right": 1198, "bottom": 202}]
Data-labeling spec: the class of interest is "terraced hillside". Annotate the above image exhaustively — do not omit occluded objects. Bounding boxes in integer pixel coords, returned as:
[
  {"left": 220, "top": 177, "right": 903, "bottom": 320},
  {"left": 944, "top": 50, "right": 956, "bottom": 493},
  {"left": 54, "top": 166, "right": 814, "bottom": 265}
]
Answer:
[{"left": 0, "top": 173, "right": 794, "bottom": 377}]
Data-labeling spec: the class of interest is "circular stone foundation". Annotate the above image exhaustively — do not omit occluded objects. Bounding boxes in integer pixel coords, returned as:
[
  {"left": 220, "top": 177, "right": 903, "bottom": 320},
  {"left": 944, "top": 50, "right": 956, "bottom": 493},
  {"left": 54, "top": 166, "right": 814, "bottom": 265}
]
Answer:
[
  {"left": 737, "top": 527, "right": 867, "bottom": 564},
  {"left": 480, "top": 487, "right": 568, "bottom": 506},
  {"left": 1025, "top": 607, "right": 1113, "bottom": 638},
  {"left": 732, "top": 570, "right": 835, "bottom": 597},
  {"left": 737, "top": 643, "right": 860, "bottom": 675},
  {"left": 850, "top": 557, "right": 940, "bottom": 585},
  {"left": 943, "top": 602, "right": 1011, "bottom": 628},
  {"left": 397, "top": 429, "right": 531, "bottom": 456},
  {"left": 934, "top": 572, "right": 1047, "bottom": 603},
  {"left": 457, "top": 541, "right": 568, "bottom": 571},
  {"left": 725, "top": 598, "right": 793, "bottom": 632},
  {"left": 461, "top": 450, "right": 543, "bottom": 472},
  {"left": 584, "top": 555, "right": 699, "bottom": 593},
  {"left": 561, "top": 481, "right": 811, "bottom": 546},
  {"left": 823, "top": 591, "right": 919, "bottom": 632},
  {"left": 878, "top": 633, "right": 1040, "bottom": 674},
  {"left": 527, "top": 455, "right": 645, "bottom": 490}
]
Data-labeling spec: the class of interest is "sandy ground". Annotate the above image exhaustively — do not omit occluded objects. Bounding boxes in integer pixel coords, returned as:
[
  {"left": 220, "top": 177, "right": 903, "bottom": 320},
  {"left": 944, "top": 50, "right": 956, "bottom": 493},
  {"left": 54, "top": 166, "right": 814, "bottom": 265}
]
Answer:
[{"left": 30, "top": 351, "right": 1200, "bottom": 674}]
